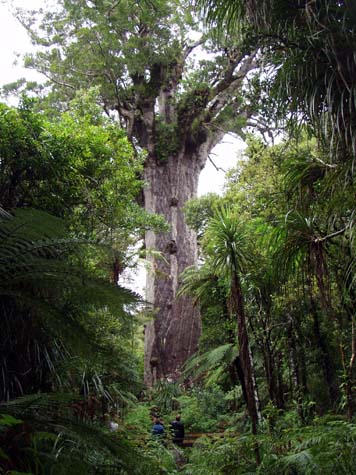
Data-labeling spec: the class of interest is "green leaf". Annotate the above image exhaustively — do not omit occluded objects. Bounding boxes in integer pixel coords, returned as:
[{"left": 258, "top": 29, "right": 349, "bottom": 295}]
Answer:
[{"left": 0, "top": 413, "right": 23, "bottom": 427}]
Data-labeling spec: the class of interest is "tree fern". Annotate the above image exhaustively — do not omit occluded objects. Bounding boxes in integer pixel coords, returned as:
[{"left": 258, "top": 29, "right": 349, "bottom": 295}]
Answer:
[
  {"left": 183, "top": 343, "right": 237, "bottom": 383},
  {"left": 0, "top": 208, "right": 141, "bottom": 401},
  {"left": 0, "top": 393, "right": 158, "bottom": 475}
]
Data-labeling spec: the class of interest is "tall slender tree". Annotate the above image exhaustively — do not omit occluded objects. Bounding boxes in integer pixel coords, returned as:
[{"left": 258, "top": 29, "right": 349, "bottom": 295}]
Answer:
[
  {"left": 205, "top": 207, "right": 260, "bottom": 451},
  {"left": 15, "top": 0, "right": 257, "bottom": 383}
]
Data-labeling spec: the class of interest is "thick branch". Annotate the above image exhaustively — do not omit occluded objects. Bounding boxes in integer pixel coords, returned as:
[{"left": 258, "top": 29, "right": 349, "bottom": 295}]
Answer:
[
  {"left": 208, "top": 53, "right": 257, "bottom": 118},
  {"left": 183, "top": 38, "right": 205, "bottom": 61},
  {"left": 214, "top": 51, "right": 257, "bottom": 97},
  {"left": 36, "top": 70, "right": 76, "bottom": 90}
]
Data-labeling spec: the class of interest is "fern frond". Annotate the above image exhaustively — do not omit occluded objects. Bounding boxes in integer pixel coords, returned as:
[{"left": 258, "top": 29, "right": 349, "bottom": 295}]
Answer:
[
  {"left": 0, "top": 393, "right": 147, "bottom": 474},
  {"left": 0, "top": 208, "right": 141, "bottom": 401},
  {"left": 183, "top": 343, "right": 237, "bottom": 381}
]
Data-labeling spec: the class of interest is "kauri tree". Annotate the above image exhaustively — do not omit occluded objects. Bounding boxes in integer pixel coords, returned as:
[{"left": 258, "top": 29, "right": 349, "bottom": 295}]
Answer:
[{"left": 14, "top": 0, "right": 256, "bottom": 384}]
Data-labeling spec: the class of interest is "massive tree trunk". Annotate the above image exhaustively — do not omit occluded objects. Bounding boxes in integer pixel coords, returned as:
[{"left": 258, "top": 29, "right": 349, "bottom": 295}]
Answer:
[
  {"left": 131, "top": 50, "right": 254, "bottom": 384},
  {"left": 143, "top": 153, "right": 202, "bottom": 384},
  {"left": 130, "top": 57, "right": 227, "bottom": 385},
  {"left": 136, "top": 49, "right": 253, "bottom": 385},
  {"left": 138, "top": 52, "right": 255, "bottom": 383}
]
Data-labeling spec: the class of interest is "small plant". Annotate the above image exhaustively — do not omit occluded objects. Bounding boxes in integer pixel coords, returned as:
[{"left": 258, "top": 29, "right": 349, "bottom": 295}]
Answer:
[
  {"left": 124, "top": 404, "right": 152, "bottom": 434},
  {"left": 177, "top": 385, "right": 230, "bottom": 432},
  {"left": 182, "top": 415, "right": 356, "bottom": 475},
  {"left": 151, "top": 381, "right": 182, "bottom": 414},
  {"left": 155, "top": 120, "right": 180, "bottom": 162}
]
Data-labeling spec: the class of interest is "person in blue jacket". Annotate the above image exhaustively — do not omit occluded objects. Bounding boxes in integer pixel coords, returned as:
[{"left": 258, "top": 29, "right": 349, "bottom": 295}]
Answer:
[{"left": 151, "top": 416, "right": 165, "bottom": 436}]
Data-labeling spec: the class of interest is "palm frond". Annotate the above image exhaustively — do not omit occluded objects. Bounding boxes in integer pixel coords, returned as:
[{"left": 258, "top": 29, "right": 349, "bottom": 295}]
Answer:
[
  {"left": 198, "top": 0, "right": 246, "bottom": 32},
  {"left": 205, "top": 206, "right": 250, "bottom": 276},
  {"left": 199, "top": 0, "right": 356, "bottom": 164},
  {"left": 178, "top": 264, "right": 222, "bottom": 303}
]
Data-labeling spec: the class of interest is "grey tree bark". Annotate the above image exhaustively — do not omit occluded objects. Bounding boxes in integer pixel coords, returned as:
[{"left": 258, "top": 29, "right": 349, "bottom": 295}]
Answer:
[{"left": 143, "top": 142, "right": 223, "bottom": 385}]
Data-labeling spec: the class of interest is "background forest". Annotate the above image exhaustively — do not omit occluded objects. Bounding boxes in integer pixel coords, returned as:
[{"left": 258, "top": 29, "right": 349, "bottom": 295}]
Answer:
[{"left": 0, "top": 0, "right": 356, "bottom": 474}]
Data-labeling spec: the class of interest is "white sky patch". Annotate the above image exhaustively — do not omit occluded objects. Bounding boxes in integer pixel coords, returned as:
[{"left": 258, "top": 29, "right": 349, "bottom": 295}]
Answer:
[
  {"left": 198, "top": 135, "right": 246, "bottom": 196},
  {"left": 0, "top": 2, "right": 44, "bottom": 86}
]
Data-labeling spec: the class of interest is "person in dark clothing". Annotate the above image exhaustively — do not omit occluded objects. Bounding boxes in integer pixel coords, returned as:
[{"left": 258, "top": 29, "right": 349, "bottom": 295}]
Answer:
[
  {"left": 151, "top": 416, "right": 165, "bottom": 436},
  {"left": 170, "top": 415, "right": 185, "bottom": 444}
]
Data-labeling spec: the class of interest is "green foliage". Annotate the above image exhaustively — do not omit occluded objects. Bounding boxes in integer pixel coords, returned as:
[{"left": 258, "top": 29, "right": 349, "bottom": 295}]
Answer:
[
  {"left": 258, "top": 419, "right": 356, "bottom": 475},
  {"left": 184, "top": 193, "right": 222, "bottom": 235},
  {"left": 9, "top": 0, "right": 258, "bottom": 168},
  {"left": 214, "top": 104, "right": 247, "bottom": 136},
  {"left": 178, "top": 84, "right": 210, "bottom": 117},
  {"left": 183, "top": 344, "right": 237, "bottom": 385},
  {"left": 2, "top": 0, "right": 356, "bottom": 471},
  {"left": 0, "top": 207, "right": 142, "bottom": 401},
  {"left": 135, "top": 438, "right": 178, "bottom": 475},
  {"left": 0, "top": 393, "right": 178, "bottom": 475},
  {"left": 123, "top": 404, "right": 180, "bottom": 474},
  {"left": 184, "top": 418, "right": 356, "bottom": 475},
  {"left": 204, "top": 206, "right": 251, "bottom": 276},
  {"left": 183, "top": 434, "right": 251, "bottom": 474},
  {"left": 154, "top": 119, "right": 180, "bottom": 162},
  {"left": 199, "top": 0, "right": 356, "bottom": 162},
  {"left": 179, "top": 263, "right": 233, "bottom": 352},
  {"left": 0, "top": 90, "right": 169, "bottom": 473},
  {"left": 177, "top": 386, "right": 230, "bottom": 432},
  {"left": 0, "top": 94, "right": 164, "bottom": 242},
  {"left": 184, "top": 130, "right": 356, "bottom": 420},
  {"left": 0, "top": 203, "right": 171, "bottom": 473},
  {"left": 14, "top": 0, "right": 192, "bottom": 107},
  {"left": 124, "top": 404, "right": 152, "bottom": 433},
  {"left": 223, "top": 135, "right": 285, "bottom": 220},
  {"left": 0, "top": 413, "right": 22, "bottom": 428},
  {"left": 151, "top": 381, "right": 183, "bottom": 414}
]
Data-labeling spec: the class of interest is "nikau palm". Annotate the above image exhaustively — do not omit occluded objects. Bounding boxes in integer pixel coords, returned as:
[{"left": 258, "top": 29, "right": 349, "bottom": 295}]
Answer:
[{"left": 205, "top": 208, "right": 260, "bottom": 452}]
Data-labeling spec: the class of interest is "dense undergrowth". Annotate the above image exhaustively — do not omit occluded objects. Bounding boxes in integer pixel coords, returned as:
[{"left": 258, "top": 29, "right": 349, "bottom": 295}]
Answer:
[
  {"left": 121, "top": 384, "right": 356, "bottom": 475},
  {"left": 4, "top": 376, "right": 355, "bottom": 474}
]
